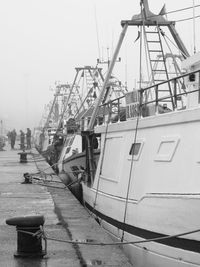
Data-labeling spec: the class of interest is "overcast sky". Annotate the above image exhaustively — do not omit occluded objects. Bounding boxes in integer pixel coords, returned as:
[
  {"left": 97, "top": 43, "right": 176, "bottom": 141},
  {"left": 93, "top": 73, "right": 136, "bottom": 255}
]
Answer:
[{"left": 0, "top": 0, "right": 199, "bottom": 133}]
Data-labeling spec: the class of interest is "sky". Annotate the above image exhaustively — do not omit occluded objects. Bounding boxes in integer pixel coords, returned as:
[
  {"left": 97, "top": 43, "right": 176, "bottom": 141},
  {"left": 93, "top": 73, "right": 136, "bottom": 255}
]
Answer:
[{"left": 0, "top": 0, "right": 199, "bottom": 133}]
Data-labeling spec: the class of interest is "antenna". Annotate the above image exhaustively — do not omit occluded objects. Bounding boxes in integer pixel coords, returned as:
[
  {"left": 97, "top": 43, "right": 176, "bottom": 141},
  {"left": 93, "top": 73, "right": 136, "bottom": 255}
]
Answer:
[
  {"left": 193, "top": 0, "right": 196, "bottom": 54},
  {"left": 97, "top": 46, "right": 121, "bottom": 70},
  {"left": 94, "top": 5, "right": 101, "bottom": 60}
]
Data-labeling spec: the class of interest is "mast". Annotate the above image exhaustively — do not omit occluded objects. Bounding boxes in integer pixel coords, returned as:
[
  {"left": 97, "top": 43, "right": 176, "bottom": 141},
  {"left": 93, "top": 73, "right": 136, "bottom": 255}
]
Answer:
[
  {"left": 43, "top": 86, "right": 61, "bottom": 130},
  {"left": 55, "top": 71, "right": 79, "bottom": 134},
  {"left": 88, "top": 23, "right": 128, "bottom": 131},
  {"left": 55, "top": 66, "right": 104, "bottom": 135}
]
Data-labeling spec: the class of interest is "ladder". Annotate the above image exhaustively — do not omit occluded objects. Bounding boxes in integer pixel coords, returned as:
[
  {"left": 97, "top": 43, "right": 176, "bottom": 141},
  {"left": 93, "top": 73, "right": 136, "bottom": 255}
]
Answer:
[{"left": 144, "top": 25, "right": 175, "bottom": 109}]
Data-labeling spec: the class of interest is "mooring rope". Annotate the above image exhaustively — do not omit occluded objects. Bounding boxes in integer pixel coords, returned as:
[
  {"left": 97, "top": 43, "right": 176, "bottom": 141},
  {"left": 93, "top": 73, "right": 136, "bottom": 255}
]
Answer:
[
  {"left": 17, "top": 227, "right": 200, "bottom": 247},
  {"left": 17, "top": 226, "right": 47, "bottom": 254}
]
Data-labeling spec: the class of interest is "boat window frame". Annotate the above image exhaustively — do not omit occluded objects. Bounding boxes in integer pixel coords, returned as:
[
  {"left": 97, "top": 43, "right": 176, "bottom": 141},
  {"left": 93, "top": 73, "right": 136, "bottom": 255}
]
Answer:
[
  {"left": 154, "top": 135, "right": 180, "bottom": 162},
  {"left": 128, "top": 138, "right": 145, "bottom": 161}
]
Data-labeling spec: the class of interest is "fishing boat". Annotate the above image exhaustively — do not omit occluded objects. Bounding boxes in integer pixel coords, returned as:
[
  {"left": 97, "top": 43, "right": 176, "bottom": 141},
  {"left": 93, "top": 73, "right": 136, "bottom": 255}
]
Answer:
[
  {"left": 58, "top": 65, "right": 127, "bottom": 186},
  {"left": 57, "top": 65, "right": 104, "bottom": 185},
  {"left": 34, "top": 83, "right": 71, "bottom": 164},
  {"left": 80, "top": 1, "right": 200, "bottom": 266}
]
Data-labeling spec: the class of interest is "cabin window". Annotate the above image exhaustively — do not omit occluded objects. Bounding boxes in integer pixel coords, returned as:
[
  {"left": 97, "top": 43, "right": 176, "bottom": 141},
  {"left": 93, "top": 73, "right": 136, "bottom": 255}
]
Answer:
[
  {"left": 189, "top": 73, "right": 195, "bottom": 82},
  {"left": 129, "top": 143, "right": 141, "bottom": 156},
  {"left": 127, "top": 139, "right": 144, "bottom": 161},
  {"left": 154, "top": 135, "right": 180, "bottom": 162}
]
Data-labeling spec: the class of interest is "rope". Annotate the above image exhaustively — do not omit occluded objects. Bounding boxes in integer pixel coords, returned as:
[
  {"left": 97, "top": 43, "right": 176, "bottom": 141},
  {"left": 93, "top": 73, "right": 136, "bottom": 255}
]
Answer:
[
  {"left": 121, "top": 2, "right": 143, "bottom": 242},
  {"left": 23, "top": 167, "right": 83, "bottom": 190},
  {"left": 16, "top": 227, "right": 200, "bottom": 247},
  {"left": 30, "top": 148, "right": 70, "bottom": 181},
  {"left": 92, "top": 102, "right": 112, "bottom": 213},
  {"left": 121, "top": 115, "right": 140, "bottom": 243},
  {"left": 17, "top": 226, "right": 47, "bottom": 254}
]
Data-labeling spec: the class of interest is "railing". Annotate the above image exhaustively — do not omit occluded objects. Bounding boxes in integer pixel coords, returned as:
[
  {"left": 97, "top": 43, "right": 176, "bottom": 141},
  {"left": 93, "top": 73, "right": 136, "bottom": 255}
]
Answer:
[
  {"left": 95, "top": 69, "right": 200, "bottom": 125},
  {"left": 95, "top": 96, "right": 126, "bottom": 125},
  {"left": 141, "top": 69, "right": 200, "bottom": 112}
]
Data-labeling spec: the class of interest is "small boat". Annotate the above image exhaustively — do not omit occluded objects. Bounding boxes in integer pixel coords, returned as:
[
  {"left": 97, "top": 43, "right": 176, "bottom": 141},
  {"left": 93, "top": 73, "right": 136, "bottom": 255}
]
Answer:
[{"left": 80, "top": 1, "right": 200, "bottom": 266}]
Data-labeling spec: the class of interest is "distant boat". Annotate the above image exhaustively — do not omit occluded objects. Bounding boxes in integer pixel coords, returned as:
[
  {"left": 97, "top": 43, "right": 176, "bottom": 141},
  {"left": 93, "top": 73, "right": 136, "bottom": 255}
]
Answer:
[
  {"left": 57, "top": 66, "right": 104, "bottom": 185},
  {"left": 80, "top": 1, "right": 200, "bottom": 266},
  {"left": 58, "top": 66, "right": 127, "bottom": 189},
  {"left": 34, "top": 83, "right": 71, "bottom": 158}
]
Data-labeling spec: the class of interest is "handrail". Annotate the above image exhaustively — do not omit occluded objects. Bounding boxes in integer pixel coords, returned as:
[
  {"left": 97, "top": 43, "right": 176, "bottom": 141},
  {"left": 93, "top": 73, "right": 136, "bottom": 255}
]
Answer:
[
  {"left": 96, "top": 69, "right": 200, "bottom": 125},
  {"left": 142, "top": 69, "right": 200, "bottom": 92}
]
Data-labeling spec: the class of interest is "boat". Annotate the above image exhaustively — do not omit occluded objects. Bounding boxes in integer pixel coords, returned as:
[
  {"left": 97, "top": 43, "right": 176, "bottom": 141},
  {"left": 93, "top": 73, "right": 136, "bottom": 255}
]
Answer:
[
  {"left": 57, "top": 65, "right": 104, "bottom": 185},
  {"left": 34, "top": 83, "right": 75, "bottom": 165},
  {"left": 79, "top": 1, "right": 200, "bottom": 266},
  {"left": 58, "top": 65, "right": 127, "bottom": 188}
]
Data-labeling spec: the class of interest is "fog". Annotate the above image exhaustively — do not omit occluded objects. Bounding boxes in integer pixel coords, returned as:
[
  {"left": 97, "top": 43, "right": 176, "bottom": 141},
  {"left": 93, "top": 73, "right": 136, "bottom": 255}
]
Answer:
[{"left": 0, "top": 0, "right": 199, "bottom": 133}]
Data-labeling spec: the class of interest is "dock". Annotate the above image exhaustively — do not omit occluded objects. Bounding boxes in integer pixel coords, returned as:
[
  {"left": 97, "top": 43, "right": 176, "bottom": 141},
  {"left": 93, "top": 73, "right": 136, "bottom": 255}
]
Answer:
[{"left": 0, "top": 143, "right": 132, "bottom": 267}]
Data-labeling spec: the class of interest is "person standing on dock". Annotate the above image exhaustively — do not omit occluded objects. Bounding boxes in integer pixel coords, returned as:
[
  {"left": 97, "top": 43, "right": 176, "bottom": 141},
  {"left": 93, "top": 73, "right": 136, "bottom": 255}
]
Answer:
[
  {"left": 0, "top": 136, "right": 5, "bottom": 151},
  {"left": 10, "top": 129, "right": 17, "bottom": 149},
  {"left": 20, "top": 130, "right": 25, "bottom": 150},
  {"left": 7, "top": 131, "right": 11, "bottom": 144},
  {"left": 26, "top": 128, "right": 31, "bottom": 149}
]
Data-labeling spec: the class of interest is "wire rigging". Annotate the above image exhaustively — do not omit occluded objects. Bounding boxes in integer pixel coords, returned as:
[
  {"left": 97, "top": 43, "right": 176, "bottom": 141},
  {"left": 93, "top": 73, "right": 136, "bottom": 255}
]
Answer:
[
  {"left": 176, "top": 14, "right": 200, "bottom": 22},
  {"left": 164, "top": 4, "right": 200, "bottom": 17},
  {"left": 130, "top": 4, "right": 200, "bottom": 23}
]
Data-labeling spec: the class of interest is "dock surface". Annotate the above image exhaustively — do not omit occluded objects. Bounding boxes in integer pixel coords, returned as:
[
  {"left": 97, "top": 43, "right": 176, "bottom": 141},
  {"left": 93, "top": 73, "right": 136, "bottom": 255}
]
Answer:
[{"left": 0, "top": 143, "right": 132, "bottom": 267}]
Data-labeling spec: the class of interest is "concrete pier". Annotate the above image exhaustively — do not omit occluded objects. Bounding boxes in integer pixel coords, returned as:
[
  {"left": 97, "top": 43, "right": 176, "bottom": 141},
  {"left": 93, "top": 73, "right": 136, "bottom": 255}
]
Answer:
[{"left": 0, "top": 143, "right": 132, "bottom": 267}]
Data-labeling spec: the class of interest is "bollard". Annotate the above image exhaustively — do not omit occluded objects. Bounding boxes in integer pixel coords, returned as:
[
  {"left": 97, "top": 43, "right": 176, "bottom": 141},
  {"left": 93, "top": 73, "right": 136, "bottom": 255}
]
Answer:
[
  {"left": 6, "top": 215, "right": 46, "bottom": 258},
  {"left": 18, "top": 150, "right": 28, "bottom": 163},
  {"left": 22, "top": 173, "right": 32, "bottom": 184}
]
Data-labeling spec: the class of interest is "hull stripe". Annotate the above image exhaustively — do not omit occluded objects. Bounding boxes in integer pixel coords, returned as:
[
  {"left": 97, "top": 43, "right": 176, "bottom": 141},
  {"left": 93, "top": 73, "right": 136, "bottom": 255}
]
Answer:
[{"left": 85, "top": 202, "right": 200, "bottom": 253}]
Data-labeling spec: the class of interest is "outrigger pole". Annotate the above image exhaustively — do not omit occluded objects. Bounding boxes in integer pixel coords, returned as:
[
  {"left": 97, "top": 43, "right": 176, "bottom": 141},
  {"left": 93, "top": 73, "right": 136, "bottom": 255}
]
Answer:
[
  {"left": 87, "top": 23, "right": 128, "bottom": 131},
  {"left": 55, "top": 71, "right": 79, "bottom": 135}
]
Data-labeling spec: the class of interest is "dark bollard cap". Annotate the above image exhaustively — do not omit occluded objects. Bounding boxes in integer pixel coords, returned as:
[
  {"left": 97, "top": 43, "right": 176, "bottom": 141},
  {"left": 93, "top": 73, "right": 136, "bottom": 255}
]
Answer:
[
  {"left": 18, "top": 151, "right": 27, "bottom": 155},
  {"left": 6, "top": 215, "right": 45, "bottom": 227}
]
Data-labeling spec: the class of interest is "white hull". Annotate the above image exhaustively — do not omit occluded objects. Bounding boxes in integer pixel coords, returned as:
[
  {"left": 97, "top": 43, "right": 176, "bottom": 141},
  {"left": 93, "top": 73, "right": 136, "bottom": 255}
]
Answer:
[
  {"left": 82, "top": 107, "right": 200, "bottom": 267},
  {"left": 61, "top": 149, "right": 100, "bottom": 185}
]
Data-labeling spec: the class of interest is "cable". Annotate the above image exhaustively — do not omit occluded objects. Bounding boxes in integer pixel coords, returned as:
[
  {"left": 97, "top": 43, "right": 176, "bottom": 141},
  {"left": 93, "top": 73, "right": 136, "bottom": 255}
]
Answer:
[
  {"left": 176, "top": 14, "right": 200, "bottom": 22},
  {"left": 17, "top": 227, "right": 200, "bottom": 246},
  {"left": 131, "top": 4, "right": 200, "bottom": 22},
  {"left": 165, "top": 4, "right": 200, "bottom": 17},
  {"left": 92, "top": 106, "right": 110, "bottom": 212}
]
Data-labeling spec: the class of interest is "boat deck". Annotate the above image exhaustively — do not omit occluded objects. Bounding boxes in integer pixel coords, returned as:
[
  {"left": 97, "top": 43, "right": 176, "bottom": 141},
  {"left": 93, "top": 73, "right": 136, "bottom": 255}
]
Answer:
[{"left": 0, "top": 142, "right": 132, "bottom": 267}]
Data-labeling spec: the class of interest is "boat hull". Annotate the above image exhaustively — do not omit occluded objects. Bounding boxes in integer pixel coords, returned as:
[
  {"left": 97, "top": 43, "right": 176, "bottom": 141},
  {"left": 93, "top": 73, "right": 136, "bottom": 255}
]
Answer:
[
  {"left": 82, "top": 107, "right": 200, "bottom": 267},
  {"left": 61, "top": 149, "right": 100, "bottom": 185}
]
